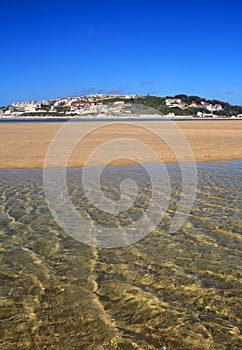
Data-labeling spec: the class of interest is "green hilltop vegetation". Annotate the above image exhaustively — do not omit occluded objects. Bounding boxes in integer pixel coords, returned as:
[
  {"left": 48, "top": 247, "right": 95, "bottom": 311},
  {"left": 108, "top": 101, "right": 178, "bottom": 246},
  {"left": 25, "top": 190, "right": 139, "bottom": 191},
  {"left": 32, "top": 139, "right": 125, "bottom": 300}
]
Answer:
[
  {"left": 98, "top": 94, "right": 242, "bottom": 116},
  {"left": 1, "top": 94, "right": 242, "bottom": 117}
]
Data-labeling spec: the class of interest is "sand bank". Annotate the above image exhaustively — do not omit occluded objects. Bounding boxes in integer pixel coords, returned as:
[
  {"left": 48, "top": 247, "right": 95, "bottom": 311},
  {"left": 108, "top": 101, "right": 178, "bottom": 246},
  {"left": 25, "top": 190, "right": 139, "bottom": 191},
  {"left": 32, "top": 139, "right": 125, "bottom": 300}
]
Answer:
[{"left": 0, "top": 120, "right": 241, "bottom": 169}]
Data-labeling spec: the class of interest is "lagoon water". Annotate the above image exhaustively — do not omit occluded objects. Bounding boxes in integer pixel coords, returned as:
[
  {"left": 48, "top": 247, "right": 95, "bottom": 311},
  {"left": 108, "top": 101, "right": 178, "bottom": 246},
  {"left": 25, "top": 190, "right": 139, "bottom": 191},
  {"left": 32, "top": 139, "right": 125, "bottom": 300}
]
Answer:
[{"left": 0, "top": 161, "right": 241, "bottom": 349}]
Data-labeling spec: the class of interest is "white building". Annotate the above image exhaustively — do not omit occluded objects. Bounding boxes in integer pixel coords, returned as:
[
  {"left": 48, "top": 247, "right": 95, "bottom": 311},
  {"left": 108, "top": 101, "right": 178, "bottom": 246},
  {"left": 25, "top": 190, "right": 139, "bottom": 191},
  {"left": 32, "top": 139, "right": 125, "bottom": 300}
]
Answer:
[
  {"left": 206, "top": 104, "right": 223, "bottom": 112},
  {"left": 165, "top": 98, "right": 182, "bottom": 106},
  {"left": 114, "top": 101, "right": 125, "bottom": 105}
]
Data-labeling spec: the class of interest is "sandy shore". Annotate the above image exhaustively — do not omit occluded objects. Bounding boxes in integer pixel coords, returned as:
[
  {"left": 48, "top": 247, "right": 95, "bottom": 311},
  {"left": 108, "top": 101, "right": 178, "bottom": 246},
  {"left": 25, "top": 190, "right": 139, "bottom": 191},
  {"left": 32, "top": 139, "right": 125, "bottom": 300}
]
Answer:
[{"left": 0, "top": 120, "right": 241, "bottom": 169}]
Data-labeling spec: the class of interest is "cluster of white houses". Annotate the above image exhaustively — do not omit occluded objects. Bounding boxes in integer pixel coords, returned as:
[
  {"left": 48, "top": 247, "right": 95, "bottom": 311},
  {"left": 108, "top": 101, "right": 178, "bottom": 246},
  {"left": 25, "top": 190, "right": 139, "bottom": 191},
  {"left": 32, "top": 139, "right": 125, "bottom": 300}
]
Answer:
[
  {"left": 11, "top": 100, "right": 48, "bottom": 113},
  {"left": 1, "top": 94, "right": 137, "bottom": 117},
  {"left": 52, "top": 95, "right": 134, "bottom": 115},
  {"left": 165, "top": 98, "right": 223, "bottom": 112}
]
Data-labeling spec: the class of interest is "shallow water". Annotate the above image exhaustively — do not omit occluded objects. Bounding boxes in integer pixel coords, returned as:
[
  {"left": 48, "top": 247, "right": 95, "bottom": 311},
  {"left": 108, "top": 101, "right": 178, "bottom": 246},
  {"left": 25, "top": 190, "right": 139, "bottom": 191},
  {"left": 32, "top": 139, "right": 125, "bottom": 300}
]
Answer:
[{"left": 0, "top": 161, "right": 241, "bottom": 349}]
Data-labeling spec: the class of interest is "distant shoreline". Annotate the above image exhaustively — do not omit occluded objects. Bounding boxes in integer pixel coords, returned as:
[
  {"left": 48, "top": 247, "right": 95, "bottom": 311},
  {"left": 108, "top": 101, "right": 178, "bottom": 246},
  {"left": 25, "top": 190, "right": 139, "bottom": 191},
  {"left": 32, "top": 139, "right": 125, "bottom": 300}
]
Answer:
[
  {"left": 0, "top": 120, "right": 241, "bottom": 170},
  {"left": 0, "top": 117, "right": 241, "bottom": 123}
]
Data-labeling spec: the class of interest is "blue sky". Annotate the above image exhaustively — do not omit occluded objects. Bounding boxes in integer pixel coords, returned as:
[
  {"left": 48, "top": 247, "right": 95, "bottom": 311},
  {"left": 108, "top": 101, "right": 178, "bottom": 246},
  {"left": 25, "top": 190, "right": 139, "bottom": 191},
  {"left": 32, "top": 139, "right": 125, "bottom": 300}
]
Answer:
[{"left": 0, "top": 0, "right": 242, "bottom": 106}]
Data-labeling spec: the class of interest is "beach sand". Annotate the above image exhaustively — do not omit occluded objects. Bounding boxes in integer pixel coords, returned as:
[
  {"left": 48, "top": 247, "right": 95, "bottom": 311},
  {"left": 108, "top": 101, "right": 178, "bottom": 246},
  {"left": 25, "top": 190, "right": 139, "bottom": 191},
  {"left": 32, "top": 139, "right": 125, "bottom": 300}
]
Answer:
[{"left": 0, "top": 120, "right": 241, "bottom": 169}]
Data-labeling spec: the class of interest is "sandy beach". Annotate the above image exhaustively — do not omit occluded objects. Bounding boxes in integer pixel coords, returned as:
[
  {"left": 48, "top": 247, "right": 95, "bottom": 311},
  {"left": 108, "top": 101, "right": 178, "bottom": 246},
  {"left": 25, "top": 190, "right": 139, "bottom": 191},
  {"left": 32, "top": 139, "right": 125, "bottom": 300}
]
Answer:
[{"left": 0, "top": 120, "right": 241, "bottom": 169}]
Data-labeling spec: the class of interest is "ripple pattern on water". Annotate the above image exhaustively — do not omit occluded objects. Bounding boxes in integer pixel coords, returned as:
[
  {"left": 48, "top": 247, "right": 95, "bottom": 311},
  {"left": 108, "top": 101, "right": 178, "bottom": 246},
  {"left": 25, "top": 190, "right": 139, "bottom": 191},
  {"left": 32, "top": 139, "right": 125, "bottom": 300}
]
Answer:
[{"left": 0, "top": 161, "right": 241, "bottom": 349}]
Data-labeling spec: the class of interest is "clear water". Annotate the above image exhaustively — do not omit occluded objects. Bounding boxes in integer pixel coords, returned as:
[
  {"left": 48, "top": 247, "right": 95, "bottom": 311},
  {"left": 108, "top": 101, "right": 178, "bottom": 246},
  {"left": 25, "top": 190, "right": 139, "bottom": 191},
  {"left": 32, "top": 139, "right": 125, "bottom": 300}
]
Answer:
[{"left": 0, "top": 161, "right": 241, "bottom": 349}]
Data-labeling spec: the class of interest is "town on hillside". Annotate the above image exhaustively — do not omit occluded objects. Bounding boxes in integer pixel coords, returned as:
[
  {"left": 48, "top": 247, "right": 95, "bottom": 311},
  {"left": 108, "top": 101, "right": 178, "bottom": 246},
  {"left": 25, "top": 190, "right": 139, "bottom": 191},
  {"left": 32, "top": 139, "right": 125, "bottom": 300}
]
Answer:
[{"left": 0, "top": 94, "right": 242, "bottom": 119}]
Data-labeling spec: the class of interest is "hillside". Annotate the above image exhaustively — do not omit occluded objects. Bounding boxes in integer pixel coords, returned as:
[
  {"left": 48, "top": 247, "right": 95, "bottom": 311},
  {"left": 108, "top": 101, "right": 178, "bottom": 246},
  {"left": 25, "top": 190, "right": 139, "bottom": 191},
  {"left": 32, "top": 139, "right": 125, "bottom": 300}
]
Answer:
[
  {"left": 1, "top": 94, "right": 242, "bottom": 118},
  {"left": 95, "top": 94, "right": 242, "bottom": 117}
]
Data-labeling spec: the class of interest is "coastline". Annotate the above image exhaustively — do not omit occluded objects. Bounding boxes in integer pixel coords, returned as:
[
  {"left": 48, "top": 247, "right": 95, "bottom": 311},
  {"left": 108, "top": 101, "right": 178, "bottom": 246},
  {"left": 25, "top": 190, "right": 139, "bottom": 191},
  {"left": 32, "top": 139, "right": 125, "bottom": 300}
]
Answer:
[{"left": 0, "top": 120, "right": 241, "bottom": 169}]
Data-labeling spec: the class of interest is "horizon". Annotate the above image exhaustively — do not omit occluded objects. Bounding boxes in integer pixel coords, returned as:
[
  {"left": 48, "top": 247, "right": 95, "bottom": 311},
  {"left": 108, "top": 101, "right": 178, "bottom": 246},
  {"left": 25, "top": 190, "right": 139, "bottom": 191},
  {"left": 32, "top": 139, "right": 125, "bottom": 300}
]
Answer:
[{"left": 1, "top": 0, "right": 242, "bottom": 106}]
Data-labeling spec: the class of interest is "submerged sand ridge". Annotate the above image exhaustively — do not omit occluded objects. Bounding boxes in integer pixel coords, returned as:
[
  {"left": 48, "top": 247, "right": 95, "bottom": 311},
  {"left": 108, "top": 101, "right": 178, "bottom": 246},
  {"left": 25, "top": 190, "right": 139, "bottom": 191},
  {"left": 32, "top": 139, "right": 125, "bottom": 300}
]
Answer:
[{"left": 0, "top": 120, "right": 241, "bottom": 169}]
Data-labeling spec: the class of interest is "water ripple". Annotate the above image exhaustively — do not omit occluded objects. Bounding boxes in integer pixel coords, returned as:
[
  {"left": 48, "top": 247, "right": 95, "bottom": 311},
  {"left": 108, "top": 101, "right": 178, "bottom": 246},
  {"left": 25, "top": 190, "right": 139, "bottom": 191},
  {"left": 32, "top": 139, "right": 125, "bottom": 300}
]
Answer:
[{"left": 0, "top": 161, "right": 241, "bottom": 349}]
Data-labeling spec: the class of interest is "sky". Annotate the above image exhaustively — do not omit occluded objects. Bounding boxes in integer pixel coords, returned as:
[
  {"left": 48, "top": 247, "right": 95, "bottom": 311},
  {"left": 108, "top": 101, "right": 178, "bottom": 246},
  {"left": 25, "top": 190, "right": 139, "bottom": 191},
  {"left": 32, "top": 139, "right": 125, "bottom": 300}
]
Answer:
[{"left": 0, "top": 0, "right": 242, "bottom": 106}]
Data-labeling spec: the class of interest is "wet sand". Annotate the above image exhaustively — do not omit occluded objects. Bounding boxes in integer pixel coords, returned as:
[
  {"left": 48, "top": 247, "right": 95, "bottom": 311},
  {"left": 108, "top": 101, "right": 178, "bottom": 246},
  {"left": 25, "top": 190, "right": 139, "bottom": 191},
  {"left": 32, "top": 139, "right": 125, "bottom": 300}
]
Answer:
[
  {"left": 0, "top": 162, "right": 241, "bottom": 349},
  {"left": 0, "top": 120, "right": 241, "bottom": 169}
]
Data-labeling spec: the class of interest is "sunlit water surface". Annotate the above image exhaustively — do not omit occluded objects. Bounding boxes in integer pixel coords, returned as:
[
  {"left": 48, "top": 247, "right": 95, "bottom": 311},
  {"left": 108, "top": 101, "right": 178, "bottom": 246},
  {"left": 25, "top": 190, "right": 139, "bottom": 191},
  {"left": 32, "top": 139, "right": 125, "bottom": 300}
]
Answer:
[{"left": 0, "top": 161, "right": 241, "bottom": 350}]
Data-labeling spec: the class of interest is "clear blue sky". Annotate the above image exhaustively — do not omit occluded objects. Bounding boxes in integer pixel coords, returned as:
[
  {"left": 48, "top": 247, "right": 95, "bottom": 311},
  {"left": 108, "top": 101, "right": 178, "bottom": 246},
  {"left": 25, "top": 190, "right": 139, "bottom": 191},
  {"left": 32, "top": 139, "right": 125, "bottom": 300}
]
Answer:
[{"left": 1, "top": 0, "right": 242, "bottom": 106}]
